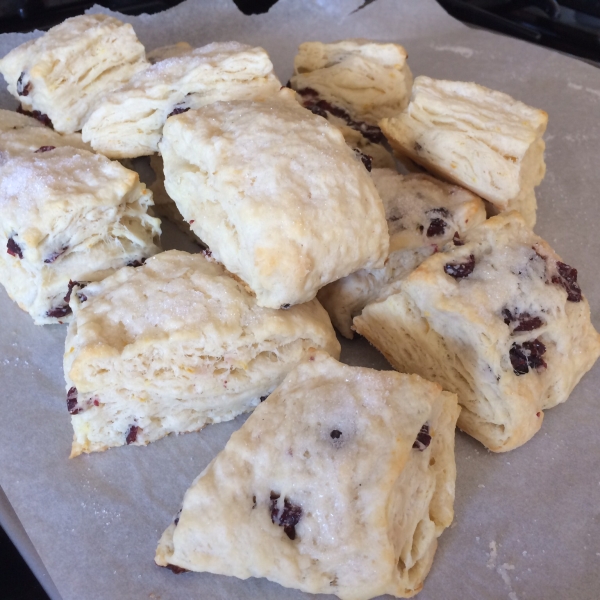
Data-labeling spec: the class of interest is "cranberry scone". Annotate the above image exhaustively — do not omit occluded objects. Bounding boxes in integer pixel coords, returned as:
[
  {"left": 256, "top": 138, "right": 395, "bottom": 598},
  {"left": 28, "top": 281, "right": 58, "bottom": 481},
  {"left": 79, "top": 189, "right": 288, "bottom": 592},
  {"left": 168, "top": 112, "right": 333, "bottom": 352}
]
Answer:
[
  {"left": 380, "top": 76, "right": 547, "bottom": 228},
  {"left": 318, "top": 169, "right": 486, "bottom": 338},
  {"left": 0, "top": 147, "right": 160, "bottom": 325},
  {"left": 290, "top": 39, "right": 412, "bottom": 168},
  {"left": 82, "top": 42, "right": 281, "bottom": 158},
  {"left": 156, "top": 352, "right": 459, "bottom": 600},
  {"left": 0, "top": 15, "right": 148, "bottom": 134},
  {"left": 355, "top": 212, "right": 600, "bottom": 452},
  {"left": 63, "top": 250, "right": 340, "bottom": 457},
  {"left": 159, "top": 89, "right": 389, "bottom": 309},
  {"left": 0, "top": 109, "right": 90, "bottom": 160}
]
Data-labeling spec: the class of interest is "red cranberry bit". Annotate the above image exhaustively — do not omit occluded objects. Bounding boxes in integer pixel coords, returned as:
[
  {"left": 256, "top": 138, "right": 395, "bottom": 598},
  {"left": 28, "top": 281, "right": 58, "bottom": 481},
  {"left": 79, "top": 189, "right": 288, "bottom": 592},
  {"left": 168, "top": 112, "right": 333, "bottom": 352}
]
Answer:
[
  {"left": 502, "top": 309, "right": 544, "bottom": 332},
  {"left": 44, "top": 246, "right": 68, "bottom": 263},
  {"left": 444, "top": 254, "right": 475, "bottom": 279},
  {"left": 46, "top": 305, "right": 72, "bottom": 318},
  {"left": 426, "top": 218, "right": 447, "bottom": 237},
  {"left": 17, "top": 106, "right": 53, "bottom": 128},
  {"left": 412, "top": 423, "right": 431, "bottom": 451},
  {"left": 270, "top": 492, "right": 303, "bottom": 540},
  {"left": 64, "top": 280, "right": 87, "bottom": 303},
  {"left": 551, "top": 261, "right": 582, "bottom": 303},
  {"left": 7, "top": 237, "right": 23, "bottom": 259},
  {"left": 17, "top": 72, "right": 32, "bottom": 96},
  {"left": 259, "top": 395, "right": 269, "bottom": 402},
  {"left": 66, "top": 387, "right": 81, "bottom": 415},
  {"left": 35, "top": 146, "right": 55, "bottom": 153},
  {"left": 353, "top": 148, "right": 372, "bottom": 172},
  {"left": 453, "top": 232, "right": 464, "bottom": 246},
  {"left": 126, "top": 425, "right": 140, "bottom": 444},
  {"left": 166, "top": 564, "right": 188, "bottom": 574},
  {"left": 93, "top": 398, "right": 99, "bottom": 407},
  {"left": 509, "top": 339, "right": 547, "bottom": 375},
  {"left": 281, "top": 304, "right": 291, "bottom": 309},
  {"left": 252, "top": 495, "right": 257, "bottom": 509},
  {"left": 167, "top": 105, "right": 190, "bottom": 118},
  {"left": 126, "top": 258, "right": 146, "bottom": 268},
  {"left": 330, "top": 430, "right": 342, "bottom": 439}
]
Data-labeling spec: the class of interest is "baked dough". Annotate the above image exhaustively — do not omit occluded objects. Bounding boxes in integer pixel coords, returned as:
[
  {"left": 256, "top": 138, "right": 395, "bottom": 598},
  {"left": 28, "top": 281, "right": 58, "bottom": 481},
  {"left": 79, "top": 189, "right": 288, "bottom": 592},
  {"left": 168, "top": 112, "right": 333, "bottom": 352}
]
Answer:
[
  {"left": 146, "top": 42, "right": 193, "bottom": 64},
  {"left": 82, "top": 42, "right": 281, "bottom": 158},
  {"left": 291, "top": 40, "right": 412, "bottom": 169},
  {"left": 380, "top": 76, "right": 547, "bottom": 228},
  {"left": 318, "top": 169, "right": 486, "bottom": 338},
  {"left": 156, "top": 352, "right": 459, "bottom": 600},
  {"left": 0, "top": 15, "right": 148, "bottom": 134},
  {"left": 0, "top": 147, "right": 161, "bottom": 325},
  {"left": 355, "top": 212, "right": 600, "bottom": 452},
  {"left": 159, "top": 89, "right": 389, "bottom": 309},
  {"left": 64, "top": 250, "right": 341, "bottom": 457},
  {"left": 0, "top": 109, "right": 91, "bottom": 162}
]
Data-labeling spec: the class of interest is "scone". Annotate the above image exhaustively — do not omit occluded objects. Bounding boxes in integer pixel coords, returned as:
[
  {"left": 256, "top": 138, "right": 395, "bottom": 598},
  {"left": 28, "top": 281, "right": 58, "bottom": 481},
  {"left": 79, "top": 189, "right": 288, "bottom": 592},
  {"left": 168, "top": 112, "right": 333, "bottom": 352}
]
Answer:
[
  {"left": 0, "top": 14, "right": 148, "bottom": 134},
  {"left": 318, "top": 169, "right": 486, "bottom": 337},
  {"left": 159, "top": 89, "right": 389, "bottom": 309},
  {"left": 355, "top": 212, "right": 600, "bottom": 452},
  {"left": 82, "top": 42, "right": 281, "bottom": 158},
  {"left": 0, "top": 147, "right": 161, "bottom": 325},
  {"left": 290, "top": 40, "right": 412, "bottom": 168},
  {"left": 379, "top": 76, "right": 547, "bottom": 228},
  {"left": 146, "top": 42, "right": 193, "bottom": 64},
  {"left": 63, "top": 250, "right": 341, "bottom": 457},
  {"left": 0, "top": 109, "right": 91, "bottom": 161},
  {"left": 156, "top": 352, "right": 460, "bottom": 600}
]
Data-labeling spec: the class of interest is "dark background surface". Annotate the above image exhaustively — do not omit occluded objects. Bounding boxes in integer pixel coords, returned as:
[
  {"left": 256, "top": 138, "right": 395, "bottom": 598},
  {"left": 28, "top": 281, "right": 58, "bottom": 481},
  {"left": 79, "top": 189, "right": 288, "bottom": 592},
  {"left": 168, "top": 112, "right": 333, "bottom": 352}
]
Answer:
[{"left": 0, "top": 1, "right": 598, "bottom": 599}]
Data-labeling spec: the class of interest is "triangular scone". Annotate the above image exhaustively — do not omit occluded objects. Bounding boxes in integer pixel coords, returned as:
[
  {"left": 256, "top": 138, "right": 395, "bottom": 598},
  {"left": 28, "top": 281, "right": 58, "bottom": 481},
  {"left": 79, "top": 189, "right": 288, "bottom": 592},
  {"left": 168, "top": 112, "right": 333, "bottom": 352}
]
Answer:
[
  {"left": 355, "top": 212, "right": 600, "bottom": 452},
  {"left": 318, "top": 169, "right": 486, "bottom": 338},
  {"left": 0, "top": 15, "right": 148, "bottom": 133},
  {"left": 290, "top": 39, "right": 413, "bottom": 169},
  {"left": 82, "top": 42, "right": 281, "bottom": 158},
  {"left": 380, "top": 77, "right": 547, "bottom": 228},
  {"left": 159, "top": 89, "right": 389, "bottom": 309},
  {"left": 64, "top": 250, "right": 340, "bottom": 457},
  {"left": 156, "top": 352, "right": 460, "bottom": 600},
  {"left": 0, "top": 147, "right": 160, "bottom": 325}
]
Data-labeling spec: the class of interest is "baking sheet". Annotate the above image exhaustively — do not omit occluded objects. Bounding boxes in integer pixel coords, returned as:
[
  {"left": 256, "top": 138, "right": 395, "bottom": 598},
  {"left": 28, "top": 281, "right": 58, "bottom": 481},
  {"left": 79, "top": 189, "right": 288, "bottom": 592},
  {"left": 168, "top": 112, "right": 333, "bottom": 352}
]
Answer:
[{"left": 1, "top": 1, "right": 600, "bottom": 598}]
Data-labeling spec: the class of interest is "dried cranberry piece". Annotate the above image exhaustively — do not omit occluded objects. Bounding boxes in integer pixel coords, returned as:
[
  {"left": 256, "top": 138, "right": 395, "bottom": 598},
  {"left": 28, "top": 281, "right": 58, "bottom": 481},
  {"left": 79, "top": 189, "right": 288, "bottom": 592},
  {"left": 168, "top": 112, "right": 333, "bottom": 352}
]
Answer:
[
  {"left": 35, "top": 146, "right": 55, "bottom": 153},
  {"left": 252, "top": 495, "right": 257, "bottom": 509},
  {"left": 166, "top": 564, "right": 188, "bottom": 574},
  {"left": 296, "top": 87, "right": 319, "bottom": 99},
  {"left": 270, "top": 492, "right": 303, "bottom": 540},
  {"left": 66, "top": 387, "right": 81, "bottom": 415},
  {"left": 259, "top": 395, "right": 269, "bottom": 402},
  {"left": 356, "top": 121, "right": 385, "bottom": 144},
  {"left": 330, "top": 430, "right": 342, "bottom": 439},
  {"left": 167, "top": 105, "right": 190, "bottom": 118},
  {"left": 551, "top": 261, "right": 582, "bottom": 302},
  {"left": 280, "top": 304, "right": 291, "bottom": 309},
  {"left": 7, "top": 237, "right": 23, "bottom": 259},
  {"left": 17, "top": 72, "right": 31, "bottom": 97},
  {"left": 46, "top": 305, "right": 72, "bottom": 318},
  {"left": 127, "top": 258, "right": 146, "bottom": 268},
  {"left": 412, "top": 423, "right": 431, "bottom": 451},
  {"left": 509, "top": 339, "right": 547, "bottom": 375},
  {"left": 44, "top": 246, "right": 68, "bottom": 263},
  {"left": 444, "top": 254, "right": 475, "bottom": 279},
  {"left": 64, "top": 280, "right": 87, "bottom": 304},
  {"left": 307, "top": 103, "right": 327, "bottom": 119},
  {"left": 426, "top": 218, "right": 447, "bottom": 237},
  {"left": 502, "top": 309, "right": 544, "bottom": 332},
  {"left": 353, "top": 148, "right": 372, "bottom": 172},
  {"left": 428, "top": 207, "right": 451, "bottom": 218},
  {"left": 126, "top": 425, "right": 139, "bottom": 444},
  {"left": 453, "top": 232, "right": 464, "bottom": 246},
  {"left": 17, "top": 105, "right": 53, "bottom": 128}
]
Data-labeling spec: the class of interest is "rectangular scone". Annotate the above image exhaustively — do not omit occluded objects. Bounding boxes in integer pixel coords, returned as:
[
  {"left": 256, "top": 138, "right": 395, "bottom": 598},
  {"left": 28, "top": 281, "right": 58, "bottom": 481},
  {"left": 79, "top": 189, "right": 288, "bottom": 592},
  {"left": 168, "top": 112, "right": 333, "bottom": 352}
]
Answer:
[
  {"left": 0, "top": 14, "right": 148, "bottom": 133},
  {"left": 379, "top": 76, "right": 547, "bottom": 227},
  {"left": 355, "top": 212, "right": 600, "bottom": 452},
  {"left": 156, "top": 352, "right": 460, "bottom": 600},
  {"left": 0, "top": 147, "right": 161, "bottom": 324},
  {"left": 318, "top": 168, "right": 486, "bottom": 338},
  {"left": 63, "top": 250, "right": 341, "bottom": 457}
]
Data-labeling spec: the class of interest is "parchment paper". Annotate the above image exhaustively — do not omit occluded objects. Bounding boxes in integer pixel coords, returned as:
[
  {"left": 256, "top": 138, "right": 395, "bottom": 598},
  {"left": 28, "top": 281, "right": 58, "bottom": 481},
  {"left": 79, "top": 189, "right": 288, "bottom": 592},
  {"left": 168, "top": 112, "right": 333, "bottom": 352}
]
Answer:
[{"left": 1, "top": 1, "right": 599, "bottom": 599}]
